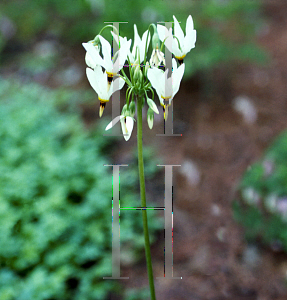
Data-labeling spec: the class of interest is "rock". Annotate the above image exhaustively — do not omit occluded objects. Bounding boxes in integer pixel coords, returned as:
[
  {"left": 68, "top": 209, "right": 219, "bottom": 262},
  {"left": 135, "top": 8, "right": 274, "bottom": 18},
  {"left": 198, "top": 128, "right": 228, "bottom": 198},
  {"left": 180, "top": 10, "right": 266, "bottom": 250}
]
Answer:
[
  {"left": 241, "top": 244, "right": 261, "bottom": 269},
  {"left": 179, "top": 159, "right": 201, "bottom": 186},
  {"left": 232, "top": 95, "right": 257, "bottom": 124}
]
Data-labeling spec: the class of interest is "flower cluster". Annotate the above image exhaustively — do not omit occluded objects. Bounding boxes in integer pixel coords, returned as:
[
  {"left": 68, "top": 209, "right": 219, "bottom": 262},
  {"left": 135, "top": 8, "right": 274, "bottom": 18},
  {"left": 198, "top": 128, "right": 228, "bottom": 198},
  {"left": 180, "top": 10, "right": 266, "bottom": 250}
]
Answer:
[{"left": 83, "top": 15, "right": 196, "bottom": 141}]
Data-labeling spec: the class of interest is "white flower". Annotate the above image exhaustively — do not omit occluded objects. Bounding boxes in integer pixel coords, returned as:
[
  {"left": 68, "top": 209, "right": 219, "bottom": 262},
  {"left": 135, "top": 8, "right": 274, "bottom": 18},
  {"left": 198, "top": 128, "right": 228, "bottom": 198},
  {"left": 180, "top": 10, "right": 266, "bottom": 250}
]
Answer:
[
  {"left": 157, "top": 15, "right": 196, "bottom": 63},
  {"left": 84, "top": 42, "right": 100, "bottom": 69},
  {"left": 83, "top": 34, "right": 131, "bottom": 79},
  {"left": 105, "top": 115, "right": 135, "bottom": 141},
  {"left": 147, "top": 58, "right": 185, "bottom": 119},
  {"left": 147, "top": 97, "right": 159, "bottom": 114},
  {"left": 112, "top": 24, "right": 150, "bottom": 64},
  {"left": 147, "top": 107, "right": 154, "bottom": 129},
  {"left": 86, "top": 65, "right": 125, "bottom": 117},
  {"left": 149, "top": 48, "right": 165, "bottom": 67}
]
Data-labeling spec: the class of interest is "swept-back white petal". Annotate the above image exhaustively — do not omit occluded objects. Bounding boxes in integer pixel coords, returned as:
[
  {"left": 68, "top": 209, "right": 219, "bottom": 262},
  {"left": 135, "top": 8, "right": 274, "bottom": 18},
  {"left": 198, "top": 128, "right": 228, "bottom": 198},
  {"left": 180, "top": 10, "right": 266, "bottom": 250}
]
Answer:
[
  {"left": 98, "top": 35, "right": 111, "bottom": 64},
  {"left": 86, "top": 67, "right": 101, "bottom": 94},
  {"left": 83, "top": 42, "right": 104, "bottom": 66},
  {"left": 105, "top": 115, "right": 123, "bottom": 131},
  {"left": 147, "top": 67, "right": 163, "bottom": 88},
  {"left": 85, "top": 53, "right": 97, "bottom": 69},
  {"left": 141, "top": 30, "right": 151, "bottom": 62},
  {"left": 173, "top": 15, "right": 184, "bottom": 44},
  {"left": 172, "top": 63, "right": 185, "bottom": 98},
  {"left": 147, "top": 67, "right": 165, "bottom": 99},
  {"left": 133, "top": 24, "right": 141, "bottom": 54},
  {"left": 165, "top": 72, "right": 173, "bottom": 97},
  {"left": 93, "top": 64, "right": 105, "bottom": 78},
  {"left": 172, "top": 39, "right": 182, "bottom": 58},
  {"left": 119, "top": 37, "right": 131, "bottom": 68},
  {"left": 157, "top": 24, "right": 167, "bottom": 42},
  {"left": 108, "top": 77, "right": 125, "bottom": 98},
  {"left": 184, "top": 29, "right": 196, "bottom": 53},
  {"left": 163, "top": 27, "right": 173, "bottom": 49},
  {"left": 114, "top": 77, "right": 125, "bottom": 91},
  {"left": 186, "top": 15, "right": 194, "bottom": 30},
  {"left": 157, "top": 25, "right": 173, "bottom": 53},
  {"left": 110, "top": 31, "right": 120, "bottom": 45}
]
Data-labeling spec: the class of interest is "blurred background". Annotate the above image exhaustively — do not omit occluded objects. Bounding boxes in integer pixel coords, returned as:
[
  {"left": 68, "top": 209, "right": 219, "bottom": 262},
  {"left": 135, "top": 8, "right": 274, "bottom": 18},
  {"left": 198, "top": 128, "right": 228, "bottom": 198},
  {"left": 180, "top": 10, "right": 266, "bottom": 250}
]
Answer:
[{"left": 1, "top": 0, "right": 287, "bottom": 299}]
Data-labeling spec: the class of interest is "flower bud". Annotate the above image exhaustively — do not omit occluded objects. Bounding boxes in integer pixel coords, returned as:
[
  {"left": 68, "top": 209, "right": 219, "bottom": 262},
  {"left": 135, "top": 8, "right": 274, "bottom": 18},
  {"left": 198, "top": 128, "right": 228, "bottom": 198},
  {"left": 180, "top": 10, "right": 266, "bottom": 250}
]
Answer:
[
  {"left": 152, "top": 29, "right": 161, "bottom": 50},
  {"left": 147, "top": 97, "right": 159, "bottom": 114},
  {"left": 147, "top": 107, "right": 154, "bottom": 129},
  {"left": 144, "top": 61, "right": 150, "bottom": 76},
  {"left": 130, "top": 64, "right": 135, "bottom": 81},
  {"left": 134, "top": 64, "right": 143, "bottom": 85},
  {"left": 129, "top": 101, "right": 136, "bottom": 118},
  {"left": 121, "top": 103, "right": 128, "bottom": 116},
  {"left": 134, "top": 45, "right": 141, "bottom": 64}
]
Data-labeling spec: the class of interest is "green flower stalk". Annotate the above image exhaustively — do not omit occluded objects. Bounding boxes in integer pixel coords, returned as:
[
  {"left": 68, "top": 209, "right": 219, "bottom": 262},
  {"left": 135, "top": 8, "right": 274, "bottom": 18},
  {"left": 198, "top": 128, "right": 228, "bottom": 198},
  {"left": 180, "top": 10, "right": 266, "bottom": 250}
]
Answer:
[{"left": 82, "top": 15, "right": 196, "bottom": 300}]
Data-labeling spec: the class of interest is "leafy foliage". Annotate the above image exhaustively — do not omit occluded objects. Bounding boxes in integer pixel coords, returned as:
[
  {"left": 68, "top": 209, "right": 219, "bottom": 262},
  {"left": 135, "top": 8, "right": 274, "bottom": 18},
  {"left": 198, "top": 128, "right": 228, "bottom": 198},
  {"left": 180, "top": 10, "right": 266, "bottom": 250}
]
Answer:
[
  {"left": 233, "top": 131, "right": 287, "bottom": 251},
  {"left": 0, "top": 78, "right": 162, "bottom": 300},
  {"left": 0, "top": 0, "right": 267, "bottom": 77}
]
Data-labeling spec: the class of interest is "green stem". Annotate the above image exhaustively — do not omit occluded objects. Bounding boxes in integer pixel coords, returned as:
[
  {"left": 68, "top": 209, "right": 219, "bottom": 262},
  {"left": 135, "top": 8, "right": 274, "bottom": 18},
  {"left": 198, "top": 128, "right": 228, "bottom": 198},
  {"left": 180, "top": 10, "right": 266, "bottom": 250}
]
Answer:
[{"left": 136, "top": 94, "right": 156, "bottom": 300}]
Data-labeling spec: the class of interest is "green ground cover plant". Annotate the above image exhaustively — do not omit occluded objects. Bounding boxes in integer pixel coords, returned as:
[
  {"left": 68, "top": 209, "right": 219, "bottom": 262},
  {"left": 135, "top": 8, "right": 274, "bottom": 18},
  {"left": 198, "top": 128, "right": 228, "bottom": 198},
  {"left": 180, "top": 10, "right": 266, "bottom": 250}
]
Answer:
[
  {"left": 0, "top": 78, "right": 162, "bottom": 300},
  {"left": 233, "top": 131, "right": 287, "bottom": 252}
]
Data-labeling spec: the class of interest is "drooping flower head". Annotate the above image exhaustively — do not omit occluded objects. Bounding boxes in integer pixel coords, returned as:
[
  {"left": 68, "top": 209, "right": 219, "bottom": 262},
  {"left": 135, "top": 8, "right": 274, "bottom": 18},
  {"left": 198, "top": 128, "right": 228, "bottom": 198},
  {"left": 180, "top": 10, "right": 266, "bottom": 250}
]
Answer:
[
  {"left": 147, "top": 58, "right": 185, "bottom": 119},
  {"left": 83, "top": 34, "right": 131, "bottom": 83},
  {"left": 86, "top": 65, "right": 125, "bottom": 117},
  {"left": 105, "top": 114, "right": 135, "bottom": 141},
  {"left": 157, "top": 15, "right": 196, "bottom": 65},
  {"left": 149, "top": 24, "right": 165, "bottom": 67},
  {"left": 84, "top": 36, "right": 101, "bottom": 69}
]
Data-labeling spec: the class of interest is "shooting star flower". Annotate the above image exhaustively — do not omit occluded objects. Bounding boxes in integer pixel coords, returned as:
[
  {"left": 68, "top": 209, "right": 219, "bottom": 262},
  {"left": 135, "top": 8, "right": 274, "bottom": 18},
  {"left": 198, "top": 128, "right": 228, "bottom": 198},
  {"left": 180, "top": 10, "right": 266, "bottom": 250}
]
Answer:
[
  {"left": 86, "top": 65, "right": 125, "bottom": 117},
  {"left": 147, "top": 58, "right": 185, "bottom": 120},
  {"left": 83, "top": 34, "right": 131, "bottom": 83},
  {"left": 105, "top": 115, "right": 135, "bottom": 141},
  {"left": 157, "top": 15, "right": 196, "bottom": 64}
]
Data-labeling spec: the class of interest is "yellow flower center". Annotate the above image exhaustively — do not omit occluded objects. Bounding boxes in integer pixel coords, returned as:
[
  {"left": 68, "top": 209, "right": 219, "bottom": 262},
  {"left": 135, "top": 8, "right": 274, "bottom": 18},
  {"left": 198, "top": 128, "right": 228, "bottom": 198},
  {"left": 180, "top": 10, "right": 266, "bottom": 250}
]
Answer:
[
  {"left": 98, "top": 97, "right": 109, "bottom": 103},
  {"left": 160, "top": 96, "right": 172, "bottom": 107},
  {"left": 175, "top": 54, "right": 186, "bottom": 60},
  {"left": 106, "top": 71, "right": 114, "bottom": 77}
]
